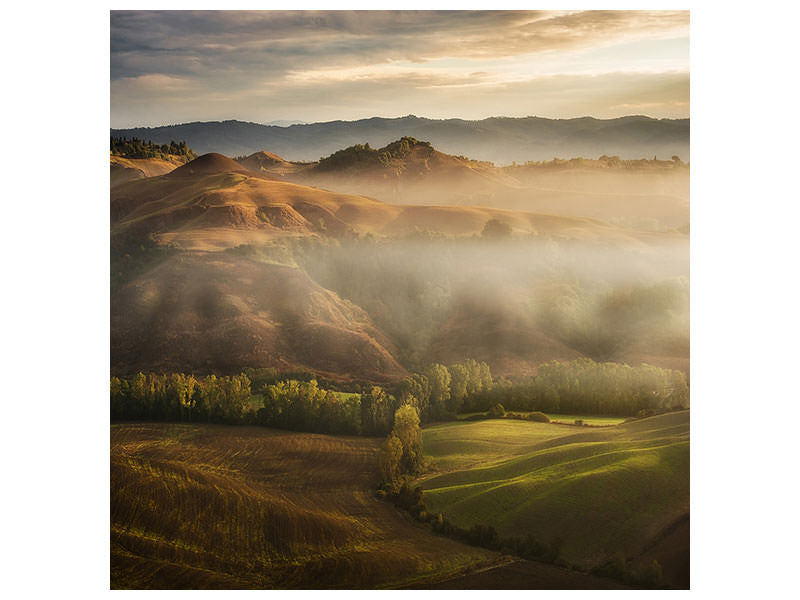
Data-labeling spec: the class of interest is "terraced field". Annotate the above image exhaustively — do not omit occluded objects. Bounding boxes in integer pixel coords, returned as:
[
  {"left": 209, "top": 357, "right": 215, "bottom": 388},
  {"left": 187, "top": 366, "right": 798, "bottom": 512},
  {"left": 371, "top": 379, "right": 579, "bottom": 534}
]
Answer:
[
  {"left": 111, "top": 423, "right": 497, "bottom": 589},
  {"left": 419, "top": 411, "right": 689, "bottom": 587}
]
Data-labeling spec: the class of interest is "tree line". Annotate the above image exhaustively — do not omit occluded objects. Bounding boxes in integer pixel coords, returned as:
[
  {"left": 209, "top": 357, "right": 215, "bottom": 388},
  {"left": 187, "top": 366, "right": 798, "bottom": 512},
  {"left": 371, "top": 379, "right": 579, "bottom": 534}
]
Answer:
[
  {"left": 109, "top": 358, "right": 490, "bottom": 434},
  {"left": 110, "top": 372, "right": 251, "bottom": 424},
  {"left": 111, "top": 137, "right": 197, "bottom": 161},
  {"left": 462, "top": 358, "right": 688, "bottom": 416},
  {"left": 110, "top": 357, "right": 687, "bottom": 433}
]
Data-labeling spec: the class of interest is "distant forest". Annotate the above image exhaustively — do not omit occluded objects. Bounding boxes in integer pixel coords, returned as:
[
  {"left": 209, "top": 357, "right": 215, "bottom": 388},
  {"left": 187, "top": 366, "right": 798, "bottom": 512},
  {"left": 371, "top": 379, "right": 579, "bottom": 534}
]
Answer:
[
  {"left": 111, "top": 136, "right": 197, "bottom": 161},
  {"left": 110, "top": 358, "right": 688, "bottom": 436}
]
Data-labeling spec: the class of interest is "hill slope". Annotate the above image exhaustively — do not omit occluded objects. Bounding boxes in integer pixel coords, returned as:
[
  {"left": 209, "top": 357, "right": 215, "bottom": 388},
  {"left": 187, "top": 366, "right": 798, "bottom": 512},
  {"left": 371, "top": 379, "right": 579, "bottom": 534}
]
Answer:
[
  {"left": 237, "top": 150, "right": 306, "bottom": 177},
  {"left": 111, "top": 115, "right": 690, "bottom": 165},
  {"left": 111, "top": 254, "right": 407, "bottom": 381},
  {"left": 419, "top": 411, "right": 689, "bottom": 587},
  {"left": 111, "top": 423, "right": 498, "bottom": 588},
  {"left": 111, "top": 153, "right": 688, "bottom": 379},
  {"left": 110, "top": 155, "right": 186, "bottom": 187},
  {"left": 239, "top": 138, "right": 689, "bottom": 231},
  {"left": 112, "top": 152, "right": 663, "bottom": 250}
]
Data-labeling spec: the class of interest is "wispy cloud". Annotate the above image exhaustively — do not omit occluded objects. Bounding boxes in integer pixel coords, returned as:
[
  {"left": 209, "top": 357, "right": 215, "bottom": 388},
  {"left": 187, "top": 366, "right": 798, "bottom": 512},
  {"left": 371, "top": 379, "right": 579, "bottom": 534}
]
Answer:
[{"left": 110, "top": 10, "right": 689, "bottom": 127}]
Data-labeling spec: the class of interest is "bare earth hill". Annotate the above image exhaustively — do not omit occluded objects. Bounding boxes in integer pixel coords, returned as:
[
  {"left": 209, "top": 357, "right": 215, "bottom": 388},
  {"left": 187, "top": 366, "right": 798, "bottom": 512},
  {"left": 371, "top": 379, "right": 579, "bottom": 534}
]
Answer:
[
  {"left": 110, "top": 154, "right": 187, "bottom": 187},
  {"left": 237, "top": 138, "right": 689, "bottom": 231},
  {"left": 111, "top": 151, "right": 688, "bottom": 379}
]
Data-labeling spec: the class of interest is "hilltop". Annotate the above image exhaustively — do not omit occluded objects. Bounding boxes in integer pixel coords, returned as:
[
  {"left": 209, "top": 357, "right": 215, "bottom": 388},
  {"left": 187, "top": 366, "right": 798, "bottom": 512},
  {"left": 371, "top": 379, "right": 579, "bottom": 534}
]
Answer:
[
  {"left": 110, "top": 137, "right": 197, "bottom": 187},
  {"left": 236, "top": 150, "right": 306, "bottom": 177},
  {"left": 111, "top": 114, "right": 690, "bottom": 166},
  {"left": 234, "top": 138, "right": 689, "bottom": 231},
  {"left": 112, "top": 151, "right": 664, "bottom": 250}
]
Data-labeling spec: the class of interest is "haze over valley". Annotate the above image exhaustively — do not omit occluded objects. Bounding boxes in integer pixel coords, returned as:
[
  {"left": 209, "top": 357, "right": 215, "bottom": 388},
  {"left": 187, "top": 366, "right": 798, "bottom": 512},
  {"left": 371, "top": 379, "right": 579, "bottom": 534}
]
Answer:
[{"left": 110, "top": 9, "right": 690, "bottom": 591}]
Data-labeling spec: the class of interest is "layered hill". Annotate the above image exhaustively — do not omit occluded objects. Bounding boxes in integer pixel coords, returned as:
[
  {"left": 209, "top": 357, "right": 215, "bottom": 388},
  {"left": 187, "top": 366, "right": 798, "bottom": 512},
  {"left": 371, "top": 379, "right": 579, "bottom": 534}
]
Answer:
[
  {"left": 111, "top": 152, "right": 688, "bottom": 379},
  {"left": 240, "top": 138, "right": 689, "bottom": 231},
  {"left": 112, "top": 152, "right": 662, "bottom": 251},
  {"left": 111, "top": 114, "right": 690, "bottom": 166}
]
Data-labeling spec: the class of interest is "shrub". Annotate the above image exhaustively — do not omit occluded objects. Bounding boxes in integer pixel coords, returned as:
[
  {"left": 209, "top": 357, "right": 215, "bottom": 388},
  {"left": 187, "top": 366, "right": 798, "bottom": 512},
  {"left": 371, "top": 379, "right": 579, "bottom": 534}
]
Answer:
[
  {"left": 488, "top": 403, "right": 506, "bottom": 418},
  {"left": 528, "top": 411, "right": 550, "bottom": 423},
  {"left": 574, "top": 419, "right": 584, "bottom": 426}
]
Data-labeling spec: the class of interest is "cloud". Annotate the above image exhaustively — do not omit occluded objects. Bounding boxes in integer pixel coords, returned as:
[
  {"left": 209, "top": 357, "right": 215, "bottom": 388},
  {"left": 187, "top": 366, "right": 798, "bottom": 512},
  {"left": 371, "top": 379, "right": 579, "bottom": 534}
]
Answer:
[
  {"left": 110, "top": 10, "right": 689, "bottom": 126},
  {"left": 111, "top": 10, "right": 688, "bottom": 79}
]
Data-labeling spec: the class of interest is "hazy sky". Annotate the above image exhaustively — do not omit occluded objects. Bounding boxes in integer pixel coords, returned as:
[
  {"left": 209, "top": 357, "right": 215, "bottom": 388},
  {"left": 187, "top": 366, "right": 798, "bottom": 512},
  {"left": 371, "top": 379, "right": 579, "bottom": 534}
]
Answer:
[{"left": 110, "top": 10, "right": 689, "bottom": 128}]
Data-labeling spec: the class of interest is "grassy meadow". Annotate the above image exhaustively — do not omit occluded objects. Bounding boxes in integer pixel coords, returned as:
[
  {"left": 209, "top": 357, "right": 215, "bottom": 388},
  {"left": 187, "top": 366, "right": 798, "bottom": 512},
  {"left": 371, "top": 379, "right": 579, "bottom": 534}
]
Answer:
[
  {"left": 455, "top": 412, "right": 627, "bottom": 426},
  {"left": 545, "top": 414, "right": 627, "bottom": 426},
  {"left": 419, "top": 411, "right": 689, "bottom": 587}
]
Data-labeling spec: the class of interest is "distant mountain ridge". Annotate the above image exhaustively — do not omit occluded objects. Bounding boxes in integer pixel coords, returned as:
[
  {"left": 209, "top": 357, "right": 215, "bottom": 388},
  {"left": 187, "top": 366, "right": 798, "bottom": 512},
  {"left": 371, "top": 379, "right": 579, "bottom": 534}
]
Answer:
[{"left": 111, "top": 115, "right": 689, "bottom": 165}]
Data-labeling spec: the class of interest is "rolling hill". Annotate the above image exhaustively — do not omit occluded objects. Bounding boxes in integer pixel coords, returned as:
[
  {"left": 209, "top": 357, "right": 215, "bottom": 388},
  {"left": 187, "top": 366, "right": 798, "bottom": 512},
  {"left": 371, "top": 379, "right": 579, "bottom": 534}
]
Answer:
[
  {"left": 112, "top": 151, "right": 666, "bottom": 250},
  {"left": 419, "top": 411, "right": 690, "bottom": 588},
  {"left": 111, "top": 152, "right": 688, "bottom": 379},
  {"left": 110, "top": 423, "right": 498, "bottom": 588},
  {"left": 235, "top": 138, "right": 689, "bottom": 231},
  {"left": 111, "top": 422, "right": 634, "bottom": 589},
  {"left": 111, "top": 114, "right": 690, "bottom": 165}
]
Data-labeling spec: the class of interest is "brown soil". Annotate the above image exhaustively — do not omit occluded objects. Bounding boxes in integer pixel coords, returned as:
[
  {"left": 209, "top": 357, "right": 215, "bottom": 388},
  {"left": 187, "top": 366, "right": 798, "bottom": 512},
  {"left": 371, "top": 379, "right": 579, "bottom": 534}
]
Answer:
[
  {"left": 110, "top": 254, "right": 407, "bottom": 381},
  {"left": 111, "top": 423, "right": 498, "bottom": 589}
]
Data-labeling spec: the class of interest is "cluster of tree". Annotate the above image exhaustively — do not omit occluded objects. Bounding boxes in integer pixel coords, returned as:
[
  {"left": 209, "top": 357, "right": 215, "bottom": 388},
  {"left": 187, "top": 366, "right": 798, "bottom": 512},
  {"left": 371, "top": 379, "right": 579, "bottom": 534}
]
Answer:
[
  {"left": 110, "top": 372, "right": 251, "bottom": 423},
  {"left": 314, "top": 137, "right": 432, "bottom": 172},
  {"left": 254, "top": 379, "right": 362, "bottom": 435},
  {"left": 256, "top": 359, "right": 492, "bottom": 436},
  {"left": 243, "top": 366, "right": 367, "bottom": 395},
  {"left": 378, "top": 405, "right": 424, "bottom": 489},
  {"left": 462, "top": 358, "right": 688, "bottom": 415},
  {"left": 110, "top": 137, "right": 197, "bottom": 160},
  {"left": 251, "top": 358, "right": 490, "bottom": 438},
  {"left": 250, "top": 359, "right": 493, "bottom": 437},
  {"left": 389, "top": 359, "right": 492, "bottom": 423}
]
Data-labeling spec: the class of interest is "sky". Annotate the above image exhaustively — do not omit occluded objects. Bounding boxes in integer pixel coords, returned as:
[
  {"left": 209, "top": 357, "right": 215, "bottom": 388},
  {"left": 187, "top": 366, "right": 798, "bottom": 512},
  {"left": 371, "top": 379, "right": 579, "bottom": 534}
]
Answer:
[{"left": 110, "top": 10, "right": 689, "bottom": 128}]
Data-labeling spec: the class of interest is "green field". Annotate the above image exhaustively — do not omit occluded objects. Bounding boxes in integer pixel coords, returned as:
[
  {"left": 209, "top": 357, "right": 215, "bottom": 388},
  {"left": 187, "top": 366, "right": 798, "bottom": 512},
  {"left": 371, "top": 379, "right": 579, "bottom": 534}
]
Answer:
[
  {"left": 546, "top": 414, "right": 627, "bottom": 426},
  {"left": 456, "top": 412, "right": 626, "bottom": 426},
  {"left": 419, "top": 411, "right": 689, "bottom": 587}
]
